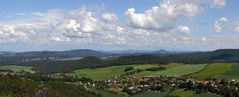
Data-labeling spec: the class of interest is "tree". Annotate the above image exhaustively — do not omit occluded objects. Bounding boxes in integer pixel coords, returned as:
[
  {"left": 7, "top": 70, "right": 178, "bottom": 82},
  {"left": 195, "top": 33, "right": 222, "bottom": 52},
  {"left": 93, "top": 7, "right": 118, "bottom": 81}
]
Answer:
[{"left": 124, "top": 67, "right": 134, "bottom": 72}]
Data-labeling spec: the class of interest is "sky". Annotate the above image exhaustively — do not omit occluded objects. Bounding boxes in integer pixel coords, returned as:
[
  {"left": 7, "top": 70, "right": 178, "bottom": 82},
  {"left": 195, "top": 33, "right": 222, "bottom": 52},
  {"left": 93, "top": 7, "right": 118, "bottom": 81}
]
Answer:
[{"left": 0, "top": 0, "right": 239, "bottom": 51}]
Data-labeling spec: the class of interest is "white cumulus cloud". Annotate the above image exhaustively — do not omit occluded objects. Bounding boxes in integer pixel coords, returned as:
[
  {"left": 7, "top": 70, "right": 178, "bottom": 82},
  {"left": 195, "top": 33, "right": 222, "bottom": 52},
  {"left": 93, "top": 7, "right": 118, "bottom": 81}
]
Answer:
[
  {"left": 101, "top": 13, "right": 117, "bottom": 23},
  {"left": 178, "top": 25, "right": 191, "bottom": 34},
  {"left": 125, "top": 0, "right": 199, "bottom": 31},
  {"left": 213, "top": 17, "right": 228, "bottom": 33},
  {"left": 211, "top": 0, "right": 226, "bottom": 8}
]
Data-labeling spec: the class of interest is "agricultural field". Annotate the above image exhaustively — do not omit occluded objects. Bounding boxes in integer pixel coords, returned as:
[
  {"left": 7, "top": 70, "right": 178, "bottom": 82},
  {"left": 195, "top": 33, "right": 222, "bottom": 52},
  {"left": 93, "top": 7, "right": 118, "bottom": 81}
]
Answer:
[
  {"left": 169, "top": 89, "right": 195, "bottom": 97},
  {"left": 169, "top": 89, "right": 221, "bottom": 97},
  {"left": 191, "top": 63, "right": 237, "bottom": 80},
  {"left": 68, "top": 63, "right": 207, "bottom": 80},
  {"left": 54, "top": 57, "right": 84, "bottom": 61},
  {"left": 88, "top": 88, "right": 122, "bottom": 97},
  {"left": 189, "top": 93, "right": 221, "bottom": 97},
  {"left": 215, "top": 63, "right": 239, "bottom": 80},
  {"left": 132, "top": 91, "right": 168, "bottom": 97},
  {"left": 0, "top": 65, "right": 34, "bottom": 73},
  {"left": 89, "top": 88, "right": 168, "bottom": 97},
  {"left": 54, "top": 56, "right": 115, "bottom": 61},
  {"left": 131, "top": 64, "right": 207, "bottom": 77},
  {"left": 68, "top": 64, "right": 159, "bottom": 80}
]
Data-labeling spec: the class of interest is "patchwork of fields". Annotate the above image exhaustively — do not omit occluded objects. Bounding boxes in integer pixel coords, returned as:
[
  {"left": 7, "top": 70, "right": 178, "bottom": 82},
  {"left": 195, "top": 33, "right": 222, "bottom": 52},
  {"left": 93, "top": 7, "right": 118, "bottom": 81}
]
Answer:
[
  {"left": 1, "top": 63, "right": 238, "bottom": 97},
  {"left": 67, "top": 63, "right": 207, "bottom": 80},
  {"left": 68, "top": 64, "right": 159, "bottom": 80},
  {"left": 68, "top": 63, "right": 239, "bottom": 81},
  {"left": 1, "top": 63, "right": 238, "bottom": 81}
]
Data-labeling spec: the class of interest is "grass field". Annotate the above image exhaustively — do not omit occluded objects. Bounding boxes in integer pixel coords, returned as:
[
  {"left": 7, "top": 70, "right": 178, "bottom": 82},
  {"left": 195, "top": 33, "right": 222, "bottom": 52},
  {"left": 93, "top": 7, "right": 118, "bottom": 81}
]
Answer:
[
  {"left": 88, "top": 88, "right": 122, "bottom": 97},
  {"left": 0, "top": 65, "right": 34, "bottom": 73},
  {"left": 131, "top": 64, "right": 207, "bottom": 77},
  {"left": 68, "top": 63, "right": 207, "bottom": 80},
  {"left": 169, "top": 89, "right": 195, "bottom": 97},
  {"left": 189, "top": 93, "right": 221, "bottom": 97},
  {"left": 68, "top": 64, "right": 159, "bottom": 80},
  {"left": 191, "top": 63, "right": 233, "bottom": 80},
  {"left": 169, "top": 89, "right": 221, "bottom": 97},
  {"left": 54, "top": 57, "right": 84, "bottom": 61},
  {"left": 214, "top": 63, "right": 239, "bottom": 80},
  {"left": 89, "top": 88, "right": 168, "bottom": 97},
  {"left": 132, "top": 91, "right": 168, "bottom": 97}
]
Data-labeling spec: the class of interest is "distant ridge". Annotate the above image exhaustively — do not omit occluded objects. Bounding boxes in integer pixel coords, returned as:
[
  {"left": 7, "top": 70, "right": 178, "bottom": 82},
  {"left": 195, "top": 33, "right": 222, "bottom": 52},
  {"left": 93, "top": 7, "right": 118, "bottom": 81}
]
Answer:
[
  {"left": 2, "top": 49, "right": 239, "bottom": 62},
  {"left": 15, "top": 49, "right": 109, "bottom": 58}
]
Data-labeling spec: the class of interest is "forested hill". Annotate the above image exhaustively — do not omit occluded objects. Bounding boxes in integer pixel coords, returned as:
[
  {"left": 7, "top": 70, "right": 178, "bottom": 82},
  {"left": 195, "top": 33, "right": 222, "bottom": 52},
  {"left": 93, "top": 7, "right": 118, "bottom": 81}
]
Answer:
[{"left": 0, "top": 75, "right": 100, "bottom": 97}]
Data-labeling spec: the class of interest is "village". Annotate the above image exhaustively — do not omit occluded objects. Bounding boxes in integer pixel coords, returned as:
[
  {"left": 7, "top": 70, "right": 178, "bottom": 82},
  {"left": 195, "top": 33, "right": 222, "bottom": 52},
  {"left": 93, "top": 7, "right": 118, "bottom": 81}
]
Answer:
[{"left": 81, "top": 75, "right": 239, "bottom": 97}]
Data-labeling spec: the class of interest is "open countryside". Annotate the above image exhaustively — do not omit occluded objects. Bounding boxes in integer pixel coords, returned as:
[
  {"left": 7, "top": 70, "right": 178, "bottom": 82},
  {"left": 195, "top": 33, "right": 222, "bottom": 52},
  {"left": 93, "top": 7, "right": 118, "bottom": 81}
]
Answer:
[{"left": 0, "top": 0, "right": 239, "bottom": 97}]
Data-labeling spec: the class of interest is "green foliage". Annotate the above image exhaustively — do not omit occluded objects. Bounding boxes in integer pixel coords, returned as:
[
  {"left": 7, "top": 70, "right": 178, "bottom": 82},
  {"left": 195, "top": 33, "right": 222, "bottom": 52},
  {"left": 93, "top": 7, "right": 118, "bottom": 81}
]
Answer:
[
  {"left": 124, "top": 66, "right": 134, "bottom": 72},
  {"left": 144, "top": 66, "right": 166, "bottom": 71},
  {"left": 46, "top": 81, "right": 99, "bottom": 97},
  {"left": 0, "top": 76, "right": 100, "bottom": 97},
  {"left": 0, "top": 76, "right": 39, "bottom": 97}
]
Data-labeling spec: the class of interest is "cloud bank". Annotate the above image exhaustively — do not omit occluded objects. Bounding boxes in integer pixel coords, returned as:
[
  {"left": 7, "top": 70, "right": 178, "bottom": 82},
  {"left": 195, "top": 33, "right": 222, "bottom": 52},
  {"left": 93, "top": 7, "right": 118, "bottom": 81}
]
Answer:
[{"left": 1, "top": 0, "right": 237, "bottom": 51}]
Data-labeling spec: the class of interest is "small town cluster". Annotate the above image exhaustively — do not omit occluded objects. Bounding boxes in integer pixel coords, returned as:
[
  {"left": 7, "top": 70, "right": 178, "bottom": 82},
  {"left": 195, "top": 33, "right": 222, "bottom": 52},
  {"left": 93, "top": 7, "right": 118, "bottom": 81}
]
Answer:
[{"left": 72, "top": 75, "right": 239, "bottom": 97}]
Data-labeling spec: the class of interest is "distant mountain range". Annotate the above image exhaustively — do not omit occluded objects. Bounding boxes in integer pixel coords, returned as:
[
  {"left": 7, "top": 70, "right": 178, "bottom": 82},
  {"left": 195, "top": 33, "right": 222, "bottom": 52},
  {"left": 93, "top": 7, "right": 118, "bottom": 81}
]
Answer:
[
  {"left": 0, "top": 51, "right": 16, "bottom": 56},
  {"left": 0, "top": 49, "right": 173, "bottom": 58},
  {"left": 1, "top": 49, "right": 239, "bottom": 62},
  {"left": 14, "top": 49, "right": 110, "bottom": 58}
]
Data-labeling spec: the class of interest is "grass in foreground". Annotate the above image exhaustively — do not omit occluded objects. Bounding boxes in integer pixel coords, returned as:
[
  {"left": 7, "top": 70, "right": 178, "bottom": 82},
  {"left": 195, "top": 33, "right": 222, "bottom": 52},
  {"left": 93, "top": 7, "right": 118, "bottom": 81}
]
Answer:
[
  {"left": 170, "top": 89, "right": 221, "bottom": 97},
  {"left": 169, "top": 89, "right": 195, "bottom": 97},
  {"left": 132, "top": 91, "right": 168, "bottom": 97},
  {"left": 189, "top": 93, "right": 221, "bottom": 97},
  {"left": 88, "top": 88, "right": 122, "bottom": 97}
]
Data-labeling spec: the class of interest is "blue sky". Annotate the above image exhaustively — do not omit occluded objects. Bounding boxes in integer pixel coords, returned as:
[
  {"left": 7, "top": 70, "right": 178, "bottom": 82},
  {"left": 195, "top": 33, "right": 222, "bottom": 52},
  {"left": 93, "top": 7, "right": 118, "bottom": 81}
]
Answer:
[{"left": 0, "top": 0, "right": 238, "bottom": 51}]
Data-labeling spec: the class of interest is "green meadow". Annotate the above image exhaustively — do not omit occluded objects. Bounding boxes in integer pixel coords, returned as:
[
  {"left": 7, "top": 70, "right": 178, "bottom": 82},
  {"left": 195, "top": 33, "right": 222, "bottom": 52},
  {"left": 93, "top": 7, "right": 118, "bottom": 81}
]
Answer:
[
  {"left": 169, "top": 89, "right": 195, "bottom": 97},
  {"left": 89, "top": 88, "right": 168, "bottom": 97},
  {"left": 191, "top": 63, "right": 239, "bottom": 80},
  {"left": 0, "top": 65, "right": 35, "bottom": 73},
  {"left": 215, "top": 63, "right": 239, "bottom": 80},
  {"left": 131, "top": 63, "right": 207, "bottom": 77},
  {"left": 68, "top": 64, "right": 159, "bottom": 80},
  {"left": 68, "top": 63, "right": 207, "bottom": 80},
  {"left": 88, "top": 88, "right": 122, "bottom": 97},
  {"left": 132, "top": 91, "right": 168, "bottom": 97},
  {"left": 54, "top": 57, "right": 84, "bottom": 61},
  {"left": 169, "top": 89, "right": 221, "bottom": 97}
]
